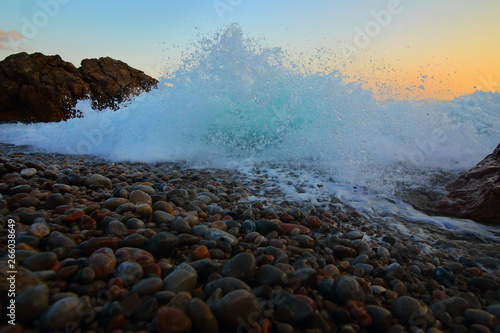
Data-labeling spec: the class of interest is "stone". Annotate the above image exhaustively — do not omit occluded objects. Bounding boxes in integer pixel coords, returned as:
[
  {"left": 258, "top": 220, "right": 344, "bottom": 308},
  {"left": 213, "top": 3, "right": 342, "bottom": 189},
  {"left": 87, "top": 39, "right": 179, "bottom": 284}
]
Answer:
[
  {"left": 115, "top": 247, "right": 155, "bottom": 268},
  {"left": 221, "top": 252, "right": 256, "bottom": 282},
  {"left": 163, "top": 267, "right": 198, "bottom": 293},
  {"left": 304, "top": 216, "right": 322, "bottom": 229},
  {"left": 212, "top": 290, "right": 262, "bottom": 329},
  {"left": 153, "top": 210, "right": 176, "bottom": 225},
  {"left": 129, "top": 190, "right": 152, "bottom": 205},
  {"left": 430, "top": 297, "right": 470, "bottom": 317},
  {"left": 80, "top": 237, "right": 121, "bottom": 255},
  {"left": 0, "top": 52, "right": 157, "bottom": 123},
  {"left": 187, "top": 298, "right": 219, "bottom": 333},
  {"left": 20, "top": 168, "right": 37, "bottom": 177},
  {"left": 255, "top": 264, "right": 287, "bottom": 286},
  {"left": 204, "top": 228, "right": 238, "bottom": 246},
  {"left": 192, "top": 245, "right": 211, "bottom": 261},
  {"left": 204, "top": 277, "right": 251, "bottom": 296},
  {"left": 86, "top": 174, "right": 112, "bottom": 190},
  {"left": 464, "top": 309, "right": 499, "bottom": 329},
  {"left": 437, "top": 143, "right": 500, "bottom": 223},
  {"left": 171, "top": 217, "right": 192, "bottom": 234},
  {"left": 274, "top": 290, "right": 314, "bottom": 323},
  {"left": 105, "top": 220, "right": 128, "bottom": 237},
  {"left": 16, "top": 284, "right": 49, "bottom": 321},
  {"left": 116, "top": 261, "right": 144, "bottom": 287},
  {"left": 332, "top": 275, "right": 365, "bottom": 305},
  {"left": 88, "top": 247, "right": 116, "bottom": 279},
  {"left": 332, "top": 245, "right": 357, "bottom": 259},
  {"left": 470, "top": 277, "right": 500, "bottom": 292},
  {"left": 280, "top": 223, "right": 311, "bottom": 235},
  {"left": 39, "top": 297, "right": 84, "bottom": 331},
  {"left": 22, "top": 252, "right": 57, "bottom": 272},
  {"left": 154, "top": 306, "right": 192, "bottom": 333},
  {"left": 366, "top": 305, "right": 392, "bottom": 330},
  {"left": 102, "top": 197, "right": 129, "bottom": 210},
  {"left": 346, "top": 300, "right": 372, "bottom": 328},
  {"left": 256, "top": 219, "right": 283, "bottom": 235},
  {"left": 145, "top": 232, "right": 179, "bottom": 257},
  {"left": 47, "top": 231, "right": 77, "bottom": 251},
  {"left": 391, "top": 296, "right": 434, "bottom": 327},
  {"left": 130, "top": 277, "right": 163, "bottom": 296}
]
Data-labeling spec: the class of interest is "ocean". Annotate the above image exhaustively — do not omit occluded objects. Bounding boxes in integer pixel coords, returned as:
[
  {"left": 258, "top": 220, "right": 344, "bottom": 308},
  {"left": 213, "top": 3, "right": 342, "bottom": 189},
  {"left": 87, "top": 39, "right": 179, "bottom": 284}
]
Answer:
[{"left": 1, "top": 24, "right": 499, "bottom": 239}]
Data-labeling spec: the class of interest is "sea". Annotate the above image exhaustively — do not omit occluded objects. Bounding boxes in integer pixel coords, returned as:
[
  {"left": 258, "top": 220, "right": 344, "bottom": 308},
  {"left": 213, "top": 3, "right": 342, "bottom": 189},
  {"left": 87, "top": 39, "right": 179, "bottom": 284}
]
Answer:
[{"left": 1, "top": 24, "right": 499, "bottom": 240}]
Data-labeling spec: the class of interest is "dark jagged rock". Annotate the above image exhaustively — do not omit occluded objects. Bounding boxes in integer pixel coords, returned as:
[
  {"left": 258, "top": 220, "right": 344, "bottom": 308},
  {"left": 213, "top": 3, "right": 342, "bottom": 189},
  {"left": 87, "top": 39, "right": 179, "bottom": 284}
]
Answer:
[
  {"left": 437, "top": 143, "right": 500, "bottom": 223},
  {"left": 0, "top": 52, "right": 157, "bottom": 123}
]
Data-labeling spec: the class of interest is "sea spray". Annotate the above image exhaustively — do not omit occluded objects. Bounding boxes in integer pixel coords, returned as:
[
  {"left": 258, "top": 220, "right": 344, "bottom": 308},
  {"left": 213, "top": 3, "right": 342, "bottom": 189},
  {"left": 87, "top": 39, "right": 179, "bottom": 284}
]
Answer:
[{"left": 1, "top": 23, "right": 499, "bottom": 209}]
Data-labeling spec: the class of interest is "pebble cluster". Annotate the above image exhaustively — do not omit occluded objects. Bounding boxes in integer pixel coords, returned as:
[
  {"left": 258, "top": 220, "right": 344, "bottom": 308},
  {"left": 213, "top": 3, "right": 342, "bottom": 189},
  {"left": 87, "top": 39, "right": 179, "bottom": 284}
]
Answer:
[{"left": 1, "top": 144, "right": 500, "bottom": 333}]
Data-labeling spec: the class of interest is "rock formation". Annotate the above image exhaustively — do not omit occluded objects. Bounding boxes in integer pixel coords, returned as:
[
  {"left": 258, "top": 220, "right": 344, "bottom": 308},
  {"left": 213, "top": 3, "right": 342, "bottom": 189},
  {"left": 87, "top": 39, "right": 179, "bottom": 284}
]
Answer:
[
  {"left": 0, "top": 52, "right": 157, "bottom": 123},
  {"left": 437, "top": 143, "right": 500, "bottom": 223}
]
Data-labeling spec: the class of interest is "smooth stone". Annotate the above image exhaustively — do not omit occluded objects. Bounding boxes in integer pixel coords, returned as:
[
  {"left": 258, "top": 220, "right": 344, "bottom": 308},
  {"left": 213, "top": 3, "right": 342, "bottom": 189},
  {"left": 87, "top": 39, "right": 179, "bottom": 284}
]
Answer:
[
  {"left": 79, "top": 237, "right": 121, "bottom": 256},
  {"left": 212, "top": 290, "right": 262, "bottom": 329},
  {"left": 129, "top": 190, "right": 153, "bottom": 205},
  {"left": 366, "top": 305, "right": 392, "bottom": 330},
  {"left": 486, "top": 303, "right": 500, "bottom": 317},
  {"left": 153, "top": 210, "right": 176, "bottom": 225},
  {"left": 289, "top": 268, "right": 317, "bottom": 287},
  {"left": 391, "top": 296, "right": 434, "bottom": 326},
  {"left": 274, "top": 289, "right": 314, "bottom": 323},
  {"left": 28, "top": 222, "right": 50, "bottom": 238},
  {"left": 22, "top": 251, "right": 57, "bottom": 272},
  {"left": 106, "top": 221, "right": 128, "bottom": 237},
  {"left": 204, "top": 277, "right": 251, "bottom": 296},
  {"left": 35, "top": 270, "right": 57, "bottom": 280},
  {"left": 121, "top": 233, "right": 148, "bottom": 248},
  {"left": 134, "top": 185, "right": 156, "bottom": 196},
  {"left": 240, "top": 220, "right": 256, "bottom": 233},
  {"left": 333, "top": 275, "right": 365, "bottom": 305},
  {"left": 332, "top": 245, "right": 357, "bottom": 258},
  {"left": 192, "top": 225, "right": 208, "bottom": 237},
  {"left": 430, "top": 297, "right": 470, "bottom": 317},
  {"left": 47, "top": 231, "right": 77, "bottom": 251},
  {"left": 145, "top": 232, "right": 179, "bottom": 257},
  {"left": 347, "top": 230, "right": 364, "bottom": 240},
  {"left": 171, "top": 217, "right": 192, "bottom": 234},
  {"left": 256, "top": 219, "right": 283, "bottom": 235},
  {"left": 470, "top": 277, "right": 500, "bottom": 292},
  {"left": 125, "top": 218, "right": 146, "bottom": 230},
  {"left": 204, "top": 228, "right": 238, "bottom": 246},
  {"left": 80, "top": 267, "right": 96, "bottom": 284},
  {"left": 102, "top": 197, "right": 129, "bottom": 210},
  {"left": 39, "top": 297, "right": 84, "bottom": 331},
  {"left": 86, "top": 174, "right": 112, "bottom": 190},
  {"left": 117, "top": 261, "right": 144, "bottom": 287},
  {"left": 20, "top": 168, "right": 37, "bottom": 177},
  {"left": 154, "top": 306, "right": 192, "bottom": 333},
  {"left": 88, "top": 247, "right": 116, "bottom": 279},
  {"left": 16, "top": 284, "right": 49, "bottom": 321},
  {"left": 44, "top": 193, "right": 68, "bottom": 209},
  {"left": 465, "top": 309, "right": 499, "bottom": 329},
  {"left": 255, "top": 264, "right": 287, "bottom": 286},
  {"left": 115, "top": 247, "right": 155, "bottom": 268},
  {"left": 221, "top": 252, "right": 256, "bottom": 282},
  {"left": 163, "top": 268, "right": 197, "bottom": 293},
  {"left": 130, "top": 277, "right": 163, "bottom": 296},
  {"left": 291, "top": 235, "right": 315, "bottom": 248},
  {"left": 187, "top": 298, "right": 219, "bottom": 333}
]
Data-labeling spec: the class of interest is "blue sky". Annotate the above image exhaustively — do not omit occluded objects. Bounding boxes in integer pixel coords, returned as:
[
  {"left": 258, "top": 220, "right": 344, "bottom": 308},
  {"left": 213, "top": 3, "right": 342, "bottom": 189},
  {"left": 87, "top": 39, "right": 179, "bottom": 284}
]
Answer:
[{"left": 1, "top": 0, "right": 499, "bottom": 99}]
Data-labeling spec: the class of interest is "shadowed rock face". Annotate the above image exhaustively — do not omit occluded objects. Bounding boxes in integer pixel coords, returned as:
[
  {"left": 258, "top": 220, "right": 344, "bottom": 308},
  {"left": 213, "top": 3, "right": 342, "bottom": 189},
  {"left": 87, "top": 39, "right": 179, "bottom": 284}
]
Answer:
[
  {"left": 437, "top": 143, "right": 500, "bottom": 224},
  {"left": 0, "top": 52, "right": 157, "bottom": 123}
]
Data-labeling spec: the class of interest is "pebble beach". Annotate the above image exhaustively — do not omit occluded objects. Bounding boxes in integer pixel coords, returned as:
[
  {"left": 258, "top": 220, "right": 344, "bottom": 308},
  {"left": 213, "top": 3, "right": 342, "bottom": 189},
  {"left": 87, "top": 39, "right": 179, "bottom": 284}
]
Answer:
[{"left": 1, "top": 143, "right": 500, "bottom": 333}]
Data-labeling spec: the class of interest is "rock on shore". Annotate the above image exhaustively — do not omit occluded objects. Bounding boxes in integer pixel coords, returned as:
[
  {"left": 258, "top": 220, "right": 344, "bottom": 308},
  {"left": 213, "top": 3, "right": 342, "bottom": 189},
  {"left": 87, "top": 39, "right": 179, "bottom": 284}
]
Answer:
[
  {"left": 438, "top": 143, "right": 500, "bottom": 224},
  {"left": 1, "top": 143, "right": 500, "bottom": 332},
  {"left": 0, "top": 52, "right": 158, "bottom": 123}
]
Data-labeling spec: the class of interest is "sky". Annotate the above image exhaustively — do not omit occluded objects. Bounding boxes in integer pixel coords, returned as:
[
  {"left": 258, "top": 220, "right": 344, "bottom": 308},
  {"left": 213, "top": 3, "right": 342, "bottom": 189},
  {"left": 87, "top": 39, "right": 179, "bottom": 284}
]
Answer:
[{"left": 0, "top": 0, "right": 499, "bottom": 100}]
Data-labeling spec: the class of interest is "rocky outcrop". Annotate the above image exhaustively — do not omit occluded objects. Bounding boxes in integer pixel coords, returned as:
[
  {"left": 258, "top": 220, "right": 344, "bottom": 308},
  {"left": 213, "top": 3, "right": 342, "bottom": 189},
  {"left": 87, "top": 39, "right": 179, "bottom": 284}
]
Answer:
[
  {"left": 437, "top": 143, "right": 500, "bottom": 223},
  {"left": 79, "top": 57, "right": 157, "bottom": 111},
  {"left": 0, "top": 52, "right": 157, "bottom": 123}
]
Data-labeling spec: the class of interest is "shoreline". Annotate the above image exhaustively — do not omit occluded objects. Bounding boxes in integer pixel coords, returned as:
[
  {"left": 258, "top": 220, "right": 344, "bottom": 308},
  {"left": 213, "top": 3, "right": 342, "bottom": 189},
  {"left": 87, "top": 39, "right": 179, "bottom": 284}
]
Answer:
[{"left": 1, "top": 143, "right": 500, "bottom": 332}]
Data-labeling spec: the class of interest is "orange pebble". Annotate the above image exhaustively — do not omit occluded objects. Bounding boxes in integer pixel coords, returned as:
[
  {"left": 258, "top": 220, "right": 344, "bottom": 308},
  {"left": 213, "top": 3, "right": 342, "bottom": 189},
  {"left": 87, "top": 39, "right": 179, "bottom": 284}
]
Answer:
[{"left": 192, "top": 245, "right": 211, "bottom": 260}]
